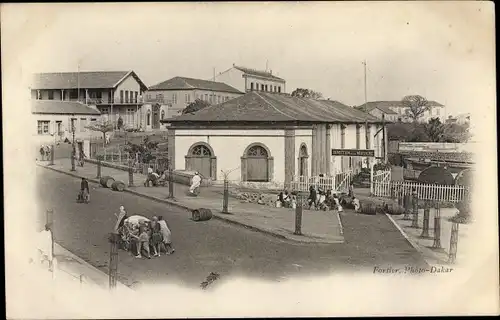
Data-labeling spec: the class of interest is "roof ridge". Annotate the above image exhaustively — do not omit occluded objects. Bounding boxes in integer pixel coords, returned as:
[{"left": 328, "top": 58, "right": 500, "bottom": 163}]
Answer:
[{"left": 254, "top": 92, "right": 296, "bottom": 120}]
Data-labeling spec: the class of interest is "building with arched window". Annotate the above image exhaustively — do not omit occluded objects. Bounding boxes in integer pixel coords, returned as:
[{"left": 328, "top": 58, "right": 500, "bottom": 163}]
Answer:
[{"left": 162, "top": 91, "right": 388, "bottom": 187}]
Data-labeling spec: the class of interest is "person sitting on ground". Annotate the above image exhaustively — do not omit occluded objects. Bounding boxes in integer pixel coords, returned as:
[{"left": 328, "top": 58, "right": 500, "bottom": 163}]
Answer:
[
  {"left": 144, "top": 166, "right": 156, "bottom": 187},
  {"left": 352, "top": 196, "right": 361, "bottom": 212},
  {"left": 282, "top": 190, "right": 291, "bottom": 208},
  {"left": 277, "top": 192, "right": 284, "bottom": 207},
  {"left": 150, "top": 217, "right": 163, "bottom": 257},
  {"left": 158, "top": 216, "right": 175, "bottom": 255},
  {"left": 317, "top": 188, "right": 326, "bottom": 210},
  {"left": 131, "top": 225, "right": 151, "bottom": 259},
  {"left": 290, "top": 194, "right": 297, "bottom": 209},
  {"left": 307, "top": 185, "right": 318, "bottom": 210},
  {"left": 189, "top": 171, "right": 202, "bottom": 195},
  {"left": 332, "top": 194, "right": 343, "bottom": 213}
]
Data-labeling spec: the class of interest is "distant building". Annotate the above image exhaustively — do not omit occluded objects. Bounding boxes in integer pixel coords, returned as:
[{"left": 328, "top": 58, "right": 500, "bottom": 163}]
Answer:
[
  {"left": 213, "top": 64, "right": 286, "bottom": 94},
  {"left": 31, "top": 71, "right": 154, "bottom": 130},
  {"left": 446, "top": 113, "right": 471, "bottom": 125},
  {"left": 146, "top": 76, "right": 243, "bottom": 118},
  {"left": 355, "top": 103, "right": 399, "bottom": 122},
  {"left": 31, "top": 100, "right": 102, "bottom": 144},
  {"left": 356, "top": 100, "right": 445, "bottom": 123}
]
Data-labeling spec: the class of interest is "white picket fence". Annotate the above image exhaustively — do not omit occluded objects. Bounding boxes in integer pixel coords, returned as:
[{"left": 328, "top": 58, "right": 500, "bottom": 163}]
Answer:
[
  {"left": 290, "top": 170, "right": 353, "bottom": 193},
  {"left": 373, "top": 179, "right": 468, "bottom": 203}
]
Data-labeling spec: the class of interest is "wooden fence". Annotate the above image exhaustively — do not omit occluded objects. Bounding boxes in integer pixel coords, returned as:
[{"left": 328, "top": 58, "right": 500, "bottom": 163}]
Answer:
[
  {"left": 290, "top": 171, "right": 353, "bottom": 193},
  {"left": 373, "top": 180, "right": 468, "bottom": 203}
]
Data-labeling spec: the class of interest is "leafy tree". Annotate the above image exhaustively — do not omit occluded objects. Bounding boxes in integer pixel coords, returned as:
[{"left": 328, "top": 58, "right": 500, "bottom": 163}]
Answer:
[
  {"left": 291, "top": 88, "right": 323, "bottom": 99},
  {"left": 424, "top": 117, "right": 445, "bottom": 142},
  {"left": 402, "top": 95, "right": 431, "bottom": 122},
  {"left": 182, "top": 99, "right": 211, "bottom": 115},
  {"left": 443, "top": 122, "right": 471, "bottom": 143},
  {"left": 85, "top": 121, "right": 114, "bottom": 146},
  {"left": 123, "top": 136, "right": 159, "bottom": 164},
  {"left": 117, "top": 116, "right": 124, "bottom": 130}
]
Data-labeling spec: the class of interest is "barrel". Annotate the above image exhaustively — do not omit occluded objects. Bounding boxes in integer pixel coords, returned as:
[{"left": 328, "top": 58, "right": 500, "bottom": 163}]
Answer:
[
  {"left": 361, "top": 203, "right": 377, "bottom": 215},
  {"left": 192, "top": 208, "right": 213, "bottom": 222},
  {"left": 386, "top": 203, "right": 405, "bottom": 215},
  {"left": 111, "top": 181, "right": 126, "bottom": 192},
  {"left": 100, "top": 176, "right": 115, "bottom": 188}
]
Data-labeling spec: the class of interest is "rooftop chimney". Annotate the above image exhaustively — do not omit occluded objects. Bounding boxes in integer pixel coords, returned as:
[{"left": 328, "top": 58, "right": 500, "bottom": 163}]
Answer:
[{"left": 233, "top": 63, "right": 235, "bottom": 67}]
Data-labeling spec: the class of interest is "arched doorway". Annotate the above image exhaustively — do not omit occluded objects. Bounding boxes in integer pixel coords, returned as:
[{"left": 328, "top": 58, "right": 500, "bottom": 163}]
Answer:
[
  {"left": 185, "top": 142, "right": 216, "bottom": 179},
  {"left": 241, "top": 143, "right": 273, "bottom": 182},
  {"left": 298, "top": 144, "right": 309, "bottom": 177}
]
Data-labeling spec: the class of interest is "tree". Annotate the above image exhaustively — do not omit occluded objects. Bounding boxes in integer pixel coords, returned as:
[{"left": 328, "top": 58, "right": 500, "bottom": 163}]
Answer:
[
  {"left": 123, "top": 136, "right": 159, "bottom": 164},
  {"left": 182, "top": 99, "right": 211, "bottom": 115},
  {"left": 443, "top": 122, "right": 471, "bottom": 143},
  {"left": 291, "top": 88, "right": 323, "bottom": 100},
  {"left": 85, "top": 121, "right": 114, "bottom": 146},
  {"left": 117, "top": 116, "right": 124, "bottom": 130},
  {"left": 424, "top": 117, "right": 445, "bottom": 142},
  {"left": 402, "top": 95, "right": 431, "bottom": 122}
]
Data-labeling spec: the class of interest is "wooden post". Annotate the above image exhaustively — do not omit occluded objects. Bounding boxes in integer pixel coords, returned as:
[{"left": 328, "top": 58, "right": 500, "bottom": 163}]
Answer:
[
  {"left": 369, "top": 160, "right": 374, "bottom": 196},
  {"left": 168, "top": 166, "right": 174, "bottom": 199},
  {"left": 128, "top": 160, "right": 134, "bottom": 187},
  {"left": 96, "top": 158, "right": 102, "bottom": 179},
  {"left": 108, "top": 233, "right": 120, "bottom": 291},
  {"left": 294, "top": 195, "right": 303, "bottom": 235},
  {"left": 222, "top": 179, "right": 229, "bottom": 214},
  {"left": 411, "top": 190, "right": 419, "bottom": 228},
  {"left": 403, "top": 194, "right": 411, "bottom": 220},
  {"left": 432, "top": 202, "right": 443, "bottom": 249},
  {"left": 49, "top": 144, "right": 55, "bottom": 166},
  {"left": 420, "top": 201, "right": 431, "bottom": 238},
  {"left": 448, "top": 222, "right": 459, "bottom": 264}
]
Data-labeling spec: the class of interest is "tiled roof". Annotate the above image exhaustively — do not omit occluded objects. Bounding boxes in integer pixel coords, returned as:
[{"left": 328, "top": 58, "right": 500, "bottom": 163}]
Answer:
[
  {"left": 148, "top": 76, "right": 243, "bottom": 94},
  {"left": 357, "top": 100, "right": 444, "bottom": 111},
  {"left": 32, "top": 71, "right": 148, "bottom": 90},
  {"left": 165, "top": 91, "right": 382, "bottom": 124},
  {"left": 32, "top": 100, "right": 101, "bottom": 115},
  {"left": 356, "top": 104, "right": 398, "bottom": 115},
  {"left": 233, "top": 65, "right": 285, "bottom": 82}
]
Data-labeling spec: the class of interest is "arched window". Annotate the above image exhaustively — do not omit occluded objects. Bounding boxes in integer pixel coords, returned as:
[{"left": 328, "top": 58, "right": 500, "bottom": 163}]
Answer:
[
  {"left": 241, "top": 143, "right": 273, "bottom": 182},
  {"left": 298, "top": 144, "right": 309, "bottom": 177},
  {"left": 185, "top": 142, "right": 217, "bottom": 179},
  {"left": 147, "top": 110, "right": 151, "bottom": 126}
]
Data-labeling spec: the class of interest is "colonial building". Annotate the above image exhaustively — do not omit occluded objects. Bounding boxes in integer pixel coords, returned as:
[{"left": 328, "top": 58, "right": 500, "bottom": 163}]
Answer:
[
  {"left": 162, "top": 91, "right": 387, "bottom": 187},
  {"left": 213, "top": 64, "right": 286, "bottom": 94},
  {"left": 31, "top": 71, "right": 152, "bottom": 130},
  {"left": 31, "top": 100, "right": 102, "bottom": 144},
  {"left": 146, "top": 77, "right": 243, "bottom": 118},
  {"left": 357, "top": 100, "right": 445, "bottom": 123}
]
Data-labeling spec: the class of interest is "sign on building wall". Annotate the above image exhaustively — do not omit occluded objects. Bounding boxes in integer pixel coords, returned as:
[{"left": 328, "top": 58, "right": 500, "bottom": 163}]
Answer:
[{"left": 331, "top": 149, "right": 375, "bottom": 157}]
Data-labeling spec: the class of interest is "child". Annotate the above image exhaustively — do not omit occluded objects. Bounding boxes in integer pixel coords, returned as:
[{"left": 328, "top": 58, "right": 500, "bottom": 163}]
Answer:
[
  {"left": 150, "top": 217, "right": 163, "bottom": 257},
  {"left": 132, "top": 225, "right": 151, "bottom": 259}
]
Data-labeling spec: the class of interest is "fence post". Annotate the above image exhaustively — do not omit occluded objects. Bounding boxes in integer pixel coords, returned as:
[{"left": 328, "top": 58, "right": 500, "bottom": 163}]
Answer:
[
  {"left": 448, "top": 222, "right": 459, "bottom": 264},
  {"left": 420, "top": 201, "right": 431, "bottom": 238},
  {"left": 70, "top": 148, "right": 76, "bottom": 172},
  {"left": 294, "top": 194, "right": 303, "bottom": 235},
  {"left": 108, "top": 233, "right": 120, "bottom": 291},
  {"left": 403, "top": 194, "right": 411, "bottom": 220},
  {"left": 369, "top": 161, "right": 374, "bottom": 195},
  {"left": 411, "top": 190, "right": 419, "bottom": 228},
  {"left": 128, "top": 160, "right": 134, "bottom": 187},
  {"left": 96, "top": 158, "right": 102, "bottom": 179},
  {"left": 222, "top": 178, "right": 229, "bottom": 214},
  {"left": 167, "top": 166, "right": 174, "bottom": 199},
  {"left": 432, "top": 202, "right": 443, "bottom": 249},
  {"left": 49, "top": 144, "right": 55, "bottom": 166}
]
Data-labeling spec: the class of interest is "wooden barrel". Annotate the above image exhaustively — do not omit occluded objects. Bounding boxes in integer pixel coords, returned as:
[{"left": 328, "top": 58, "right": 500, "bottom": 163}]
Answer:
[
  {"left": 361, "top": 203, "right": 377, "bottom": 215},
  {"left": 386, "top": 203, "right": 405, "bottom": 215},
  {"left": 100, "top": 176, "right": 115, "bottom": 188},
  {"left": 111, "top": 181, "right": 126, "bottom": 192},
  {"left": 192, "top": 208, "right": 213, "bottom": 222}
]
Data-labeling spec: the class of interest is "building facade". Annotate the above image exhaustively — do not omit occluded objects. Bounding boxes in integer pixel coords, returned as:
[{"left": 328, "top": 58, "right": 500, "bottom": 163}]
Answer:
[
  {"left": 31, "top": 100, "right": 102, "bottom": 145},
  {"left": 145, "top": 76, "right": 243, "bottom": 118},
  {"left": 213, "top": 64, "right": 286, "bottom": 94},
  {"left": 357, "top": 100, "right": 445, "bottom": 123},
  {"left": 31, "top": 71, "right": 156, "bottom": 130},
  {"left": 162, "top": 92, "right": 386, "bottom": 187}
]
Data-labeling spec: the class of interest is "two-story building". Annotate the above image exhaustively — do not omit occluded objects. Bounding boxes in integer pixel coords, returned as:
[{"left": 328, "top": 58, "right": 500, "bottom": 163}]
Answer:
[
  {"left": 145, "top": 76, "right": 244, "bottom": 119},
  {"left": 356, "top": 100, "right": 445, "bottom": 123},
  {"left": 213, "top": 64, "right": 286, "bottom": 94},
  {"left": 31, "top": 71, "right": 150, "bottom": 130},
  {"left": 161, "top": 91, "right": 387, "bottom": 188}
]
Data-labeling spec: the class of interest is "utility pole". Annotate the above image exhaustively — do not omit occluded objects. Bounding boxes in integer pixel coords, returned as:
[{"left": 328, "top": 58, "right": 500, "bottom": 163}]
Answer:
[
  {"left": 213, "top": 67, "right": 216, "bottom": 81},
  {"left": 77, "top": 63, "right": 80, "bottom": 103},
  {"left": 362, "top": 60, "right": 367, "bottom": 105}
]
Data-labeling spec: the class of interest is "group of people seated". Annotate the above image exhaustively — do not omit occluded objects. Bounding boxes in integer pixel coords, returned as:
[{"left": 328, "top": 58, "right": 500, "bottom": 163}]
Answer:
[
  {"left": 275, "top": 185, "right": 361, "bottom": 212},
  {"left": 144, "top": 167, "right": 168, "bottom": 187}
]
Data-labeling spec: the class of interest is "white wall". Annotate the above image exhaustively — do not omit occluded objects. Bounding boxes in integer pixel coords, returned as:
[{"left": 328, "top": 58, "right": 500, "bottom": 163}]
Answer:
[
  {"left": 114, "top": 74, "right": 142, "bottom": 102},
  {"left": 245, "top": 75, "right": 285, "bottom": 93},
  {"left": 214, "top": 68, "right": 246, "bottom": 93},
  {"left": 175, "top": 129, "right": 286, "bottom": 182},
  {"left": 33, "top": 113, "right": 102, "bottom": 144},
  {"left": 294, "top": 128, "right": 313, "bottom": 176}
]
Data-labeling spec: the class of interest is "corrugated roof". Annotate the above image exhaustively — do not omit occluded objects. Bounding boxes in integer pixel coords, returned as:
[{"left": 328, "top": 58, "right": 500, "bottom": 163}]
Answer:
[
  {"left": 32, "top": 100, "right": 101, "bottom": 115},
  {"left": 32, "top": 71, "right": 148, "bottom": 90},
  {"left": 357, "top": 100, "right": 444, "bottom": 111},
  {"left": 148, "top": 76, "right": 243, "bottom": 94},
  {"left": 233, "top": 65, "right": 285, "bottom": 82},
  {"left": 356, "top": 104, "right": 398, "bottom": 115},
  {"left": 165, "top": 91, "right": 382, "bottom": 124}
]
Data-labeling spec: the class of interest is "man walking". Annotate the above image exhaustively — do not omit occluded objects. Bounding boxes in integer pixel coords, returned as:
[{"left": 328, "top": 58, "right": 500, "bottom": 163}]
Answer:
[
  {"left": 189, "top": 172, "right": 202, "bottom": 195},
  {"left": 80, "top": 178, "right": 90, "bottom": 203}
]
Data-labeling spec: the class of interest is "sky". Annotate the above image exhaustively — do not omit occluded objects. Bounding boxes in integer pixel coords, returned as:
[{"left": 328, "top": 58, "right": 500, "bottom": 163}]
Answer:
[{"left": 2, "top": 1, "right": 496, "bottom": 117}]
